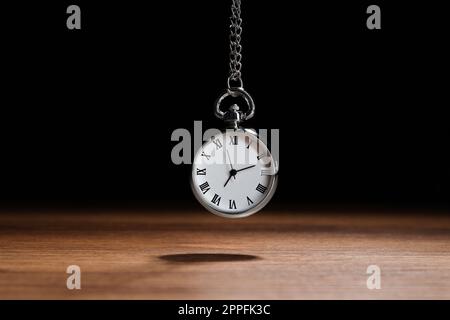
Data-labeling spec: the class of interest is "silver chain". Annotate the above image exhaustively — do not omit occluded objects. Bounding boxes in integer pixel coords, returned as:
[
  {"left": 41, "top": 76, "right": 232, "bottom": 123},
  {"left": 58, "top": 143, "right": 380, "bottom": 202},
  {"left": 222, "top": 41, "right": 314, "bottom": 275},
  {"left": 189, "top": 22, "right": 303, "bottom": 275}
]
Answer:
[
  {"left": 215, "top": 0, "right": 255, "bottom": 124},
  {"left": 228, "top": 0, "right": 243, "bottom": 88}
]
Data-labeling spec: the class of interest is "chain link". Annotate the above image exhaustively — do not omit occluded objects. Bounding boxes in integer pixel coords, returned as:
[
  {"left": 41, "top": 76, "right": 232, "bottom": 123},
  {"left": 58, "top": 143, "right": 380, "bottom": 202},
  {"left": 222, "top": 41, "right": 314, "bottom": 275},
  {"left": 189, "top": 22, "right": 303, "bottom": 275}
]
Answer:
[{"left": 228, "top": 0, "right": 243, "bottom": 88}]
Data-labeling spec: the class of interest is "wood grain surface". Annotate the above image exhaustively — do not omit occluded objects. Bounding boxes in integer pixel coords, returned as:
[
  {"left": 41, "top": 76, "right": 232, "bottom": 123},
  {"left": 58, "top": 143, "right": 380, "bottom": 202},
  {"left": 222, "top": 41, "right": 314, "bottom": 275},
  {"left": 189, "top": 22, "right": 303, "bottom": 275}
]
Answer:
[{"left": 1, "top": 210, "right": 450, "bottom": 299}]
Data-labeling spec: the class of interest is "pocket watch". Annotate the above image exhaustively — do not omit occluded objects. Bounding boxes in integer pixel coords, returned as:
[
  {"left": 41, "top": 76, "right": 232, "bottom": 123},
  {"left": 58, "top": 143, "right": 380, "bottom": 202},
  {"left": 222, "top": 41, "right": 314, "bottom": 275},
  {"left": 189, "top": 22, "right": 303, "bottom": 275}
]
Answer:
[
  {"left": 191, "top": 88, "right": 278, "bottom": 218},
  {"left": 191, "top": 0, "right": 278, "bottom": 218},
  {"left": 191, "top": 125, "right": 278, "bottom": 218}
]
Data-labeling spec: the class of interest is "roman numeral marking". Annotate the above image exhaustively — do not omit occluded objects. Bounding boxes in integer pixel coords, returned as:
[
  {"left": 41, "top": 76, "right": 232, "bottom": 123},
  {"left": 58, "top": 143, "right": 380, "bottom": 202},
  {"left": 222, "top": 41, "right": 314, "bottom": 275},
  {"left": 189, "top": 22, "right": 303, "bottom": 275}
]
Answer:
[
  {"left": 229, "top": 136, "right": 238, "bottom": 145},
  {"left": 211, "top": 194, "right": 221, "bottom": 206},
  {"left": 212, "top": 138, "right": 223, "bottom": 150},
  {"left": 258, "top": 152, "right": 271, "bottom": 167},
  {"left": 229, "top": 199, "right": 237, "bottom": 210},
  {"left": 199, "top": 182, "right": 210, "bottom": 194},
  {"left": 201, "top": 151, "right": 211, "bottom": 160},
  {"left": 257, "top": 154, "right": 267, "bottom": 160},
  {"left": 245, "top": 136, "right": 252, "bottom": 149},
  {"left": 256, "top": 183, "right": 268, "bottom": 194},
  {"left": 196, "top": 168, "right": 206, "bottom": 175},
  {"left": 246, "top": 196, "right": 254, "bottom": 206},
  {"left": 261, "top": 170, "right": 272, "bottom": 176}
]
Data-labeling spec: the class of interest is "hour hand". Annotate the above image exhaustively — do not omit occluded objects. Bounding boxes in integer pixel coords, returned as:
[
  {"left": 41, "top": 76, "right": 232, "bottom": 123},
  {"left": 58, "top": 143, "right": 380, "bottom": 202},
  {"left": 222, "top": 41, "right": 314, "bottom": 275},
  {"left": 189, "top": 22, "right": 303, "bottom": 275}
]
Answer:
[
  {"left": 224, "top": 168, "right": 238, "bottom": 187},
  {"left": 224, "top": 174, "right": 232, "bottom": 187}
]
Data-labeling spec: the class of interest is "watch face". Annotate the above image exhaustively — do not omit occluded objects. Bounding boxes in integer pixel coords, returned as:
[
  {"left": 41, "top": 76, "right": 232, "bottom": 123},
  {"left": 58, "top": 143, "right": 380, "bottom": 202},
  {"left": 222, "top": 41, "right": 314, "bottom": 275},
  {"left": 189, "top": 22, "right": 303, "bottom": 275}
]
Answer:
[{"left": 191, "top": 130, "right": 278, "bottom": 218}]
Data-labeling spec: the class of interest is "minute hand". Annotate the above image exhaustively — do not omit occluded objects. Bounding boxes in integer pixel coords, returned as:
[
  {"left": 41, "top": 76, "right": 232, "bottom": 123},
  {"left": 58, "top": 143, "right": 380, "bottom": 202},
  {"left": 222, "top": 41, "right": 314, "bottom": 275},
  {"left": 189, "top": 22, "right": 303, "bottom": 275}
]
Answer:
[{"left": 235, "top": 165, "right": 256, "bottom": 173}]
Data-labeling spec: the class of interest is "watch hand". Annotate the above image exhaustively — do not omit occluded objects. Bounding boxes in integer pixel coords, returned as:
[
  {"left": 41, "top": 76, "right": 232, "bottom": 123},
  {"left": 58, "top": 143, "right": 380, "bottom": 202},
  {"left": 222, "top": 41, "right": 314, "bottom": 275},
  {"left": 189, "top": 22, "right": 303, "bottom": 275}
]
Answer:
[
  {"left": 224, "top": 168, "right": 238, "bottom": 187},
  {"left": 226, "top": 150, "right": 236, "bottom": 179},
  {"left": 235, "top": 165, "right": 256, "bottom": 173},
  {"left": 224, "top": 174, "right": 232, "bottom": 187},
  {"left": 226, "top": 150, "right": 234, "bottom": 169}
]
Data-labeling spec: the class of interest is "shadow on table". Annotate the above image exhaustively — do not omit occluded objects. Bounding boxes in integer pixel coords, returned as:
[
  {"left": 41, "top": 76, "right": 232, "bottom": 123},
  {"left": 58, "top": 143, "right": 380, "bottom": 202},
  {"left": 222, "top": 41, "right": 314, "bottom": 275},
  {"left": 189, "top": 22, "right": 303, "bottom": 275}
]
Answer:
[{"left": 159, "top": 253, "right": 261, "bottom": 263}]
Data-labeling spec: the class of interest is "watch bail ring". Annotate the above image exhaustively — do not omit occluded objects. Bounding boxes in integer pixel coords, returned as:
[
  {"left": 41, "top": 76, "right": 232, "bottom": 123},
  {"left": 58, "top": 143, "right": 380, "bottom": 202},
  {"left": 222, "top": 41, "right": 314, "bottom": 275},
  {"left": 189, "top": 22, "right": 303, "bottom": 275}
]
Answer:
[{"left": 214, "top": 87, "right": 255, "bottom": 121}]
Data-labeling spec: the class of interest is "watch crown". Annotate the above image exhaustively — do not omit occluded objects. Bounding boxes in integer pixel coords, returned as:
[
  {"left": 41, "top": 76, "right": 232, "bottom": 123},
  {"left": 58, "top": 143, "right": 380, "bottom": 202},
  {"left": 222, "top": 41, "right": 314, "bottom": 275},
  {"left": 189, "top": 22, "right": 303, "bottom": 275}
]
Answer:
[{"left": 224, "top": 104, "right": 244, "bottom": 129}]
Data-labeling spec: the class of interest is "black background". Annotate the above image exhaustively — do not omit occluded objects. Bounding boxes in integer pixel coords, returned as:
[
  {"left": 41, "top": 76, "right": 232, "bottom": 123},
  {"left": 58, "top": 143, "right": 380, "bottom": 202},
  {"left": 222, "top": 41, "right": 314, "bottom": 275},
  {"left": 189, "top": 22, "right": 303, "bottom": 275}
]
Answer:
[{"left": 1, "top": 1, "right": 448, "bottom": 211}]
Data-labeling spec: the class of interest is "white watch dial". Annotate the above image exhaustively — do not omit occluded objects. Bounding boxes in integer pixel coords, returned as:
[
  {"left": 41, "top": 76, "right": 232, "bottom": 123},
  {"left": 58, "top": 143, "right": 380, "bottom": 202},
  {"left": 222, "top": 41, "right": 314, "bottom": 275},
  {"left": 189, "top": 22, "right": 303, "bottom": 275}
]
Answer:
[{"left": 191, "top": 130, "right": 278, "bottom": 218}]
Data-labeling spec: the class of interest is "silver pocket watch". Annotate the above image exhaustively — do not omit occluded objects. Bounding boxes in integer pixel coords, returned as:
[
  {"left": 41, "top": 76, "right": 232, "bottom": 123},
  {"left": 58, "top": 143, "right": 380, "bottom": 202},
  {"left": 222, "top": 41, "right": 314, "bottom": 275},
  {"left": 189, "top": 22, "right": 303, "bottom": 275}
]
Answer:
[{"left": 191, "top": 0, "right": 278, "bottom": 218}]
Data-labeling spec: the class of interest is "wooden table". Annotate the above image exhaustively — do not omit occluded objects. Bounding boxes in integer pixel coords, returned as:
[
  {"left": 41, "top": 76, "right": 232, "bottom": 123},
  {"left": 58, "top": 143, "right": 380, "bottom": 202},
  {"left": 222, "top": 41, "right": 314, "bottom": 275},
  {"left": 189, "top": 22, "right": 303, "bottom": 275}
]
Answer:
[{"left": 1, "top": 210, "right": 449, "bottom": 299}]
